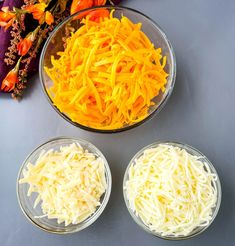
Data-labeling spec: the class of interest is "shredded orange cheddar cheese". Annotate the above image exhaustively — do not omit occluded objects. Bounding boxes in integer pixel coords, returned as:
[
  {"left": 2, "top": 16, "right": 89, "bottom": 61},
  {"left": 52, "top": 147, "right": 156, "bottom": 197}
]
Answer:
[{"left": 45, "top": 12, "right": 168, "bottom": 130}]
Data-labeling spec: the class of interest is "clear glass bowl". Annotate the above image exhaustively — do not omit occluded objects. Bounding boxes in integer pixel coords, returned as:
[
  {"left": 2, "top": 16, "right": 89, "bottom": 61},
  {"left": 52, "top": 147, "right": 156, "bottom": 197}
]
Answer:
[
  {"left": 17, "top": 137, "right": 112, "bottom": 234},
  {"left": 123, "top": 141, "right": 222, "bottom": 240},
  {"left": 39, "top": 6, "right": 176, "bottom": 133}
]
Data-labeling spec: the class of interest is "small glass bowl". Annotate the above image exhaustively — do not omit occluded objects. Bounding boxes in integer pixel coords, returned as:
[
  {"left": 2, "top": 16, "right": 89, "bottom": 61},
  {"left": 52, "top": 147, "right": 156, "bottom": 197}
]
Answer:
[
  {"left": 39, "top": 6, "right": 176, "bottom": 133},
  {"left": 17, "top": 137, "right": 112, "bottom": 234},
  {"left": 123, "top": 141, "right": 222, "bottom": 240}
]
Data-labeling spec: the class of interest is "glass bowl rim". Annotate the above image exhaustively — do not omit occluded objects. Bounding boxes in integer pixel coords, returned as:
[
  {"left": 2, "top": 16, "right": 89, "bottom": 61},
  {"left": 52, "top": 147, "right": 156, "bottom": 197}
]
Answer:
[
  {"left": 39, "top": 5, "right": 177, "bottom": 133},
  {"left": 16, "top": 136, "right": 112, "bottom": 234},
  {"left": 123, "top": 141, "right": 222, "bottom": 240}
]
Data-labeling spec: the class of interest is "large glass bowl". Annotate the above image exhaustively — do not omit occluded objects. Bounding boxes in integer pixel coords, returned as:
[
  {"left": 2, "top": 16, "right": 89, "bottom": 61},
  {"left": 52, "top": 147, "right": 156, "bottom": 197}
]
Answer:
[
  {"left": 39, "top": 6, "right": 176, "bottom": 133},
  {"left": 123, "top": 141, "right": 222, "bottom": 240},
  {"left": 17, "top": 137, "right": 112, "bottom": 234}
]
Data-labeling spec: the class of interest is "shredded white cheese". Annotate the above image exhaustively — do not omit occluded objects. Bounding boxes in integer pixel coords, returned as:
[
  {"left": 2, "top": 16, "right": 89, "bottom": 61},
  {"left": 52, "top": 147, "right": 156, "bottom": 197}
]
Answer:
[
  {"left": 125, "top": 144, "right": 218, "bottom": 237},
  {"left": 19, "top": 143, "right": 107, "bottom": 226}
]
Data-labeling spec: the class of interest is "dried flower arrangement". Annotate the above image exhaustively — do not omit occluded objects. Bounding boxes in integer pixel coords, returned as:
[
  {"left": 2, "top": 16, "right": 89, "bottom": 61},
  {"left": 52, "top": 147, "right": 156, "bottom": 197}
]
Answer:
[{"left": 0, "top": 0, "right": 122, "bottom": 100}]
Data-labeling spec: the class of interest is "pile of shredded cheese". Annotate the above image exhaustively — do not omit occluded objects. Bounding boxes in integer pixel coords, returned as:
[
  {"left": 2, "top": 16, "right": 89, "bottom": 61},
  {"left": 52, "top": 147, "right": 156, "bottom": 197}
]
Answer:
[
  {"left": 19, "top": 143, "right": 107, "bottom": 226},
  {"left": 125, "top": 144, "right": 218, "bottom": 237},
  {"left": 45, "top": 11, "right": 168, "bottom": 130}
]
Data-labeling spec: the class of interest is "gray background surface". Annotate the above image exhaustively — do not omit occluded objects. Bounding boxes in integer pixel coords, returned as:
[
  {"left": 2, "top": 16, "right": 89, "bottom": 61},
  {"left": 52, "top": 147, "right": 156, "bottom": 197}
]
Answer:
[{"left": 1, "top": 0, "right": 235, "bottom": 245}]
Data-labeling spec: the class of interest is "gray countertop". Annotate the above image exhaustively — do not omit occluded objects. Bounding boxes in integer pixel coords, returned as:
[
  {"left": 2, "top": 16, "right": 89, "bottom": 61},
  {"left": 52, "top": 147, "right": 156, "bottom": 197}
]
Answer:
[{"left": 1, "top": 0, "right": 235, "bottom": 245}]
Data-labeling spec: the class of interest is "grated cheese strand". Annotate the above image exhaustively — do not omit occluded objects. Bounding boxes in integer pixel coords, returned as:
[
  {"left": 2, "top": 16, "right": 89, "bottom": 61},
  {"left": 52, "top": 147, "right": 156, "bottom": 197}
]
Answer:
[
  {"left": 125, "top": 144, "right": 218, "bottom": 237},
  {"left": 45, "top": 12, "right": 168, "bottom": 130},
  {"left": 19, "top": 143, "right": 107, "bottom": 226}
]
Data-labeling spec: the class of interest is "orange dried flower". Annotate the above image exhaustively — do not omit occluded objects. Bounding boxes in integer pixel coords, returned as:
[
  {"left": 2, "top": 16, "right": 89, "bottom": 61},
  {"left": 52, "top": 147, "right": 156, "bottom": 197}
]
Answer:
[
  {"left": 1, "top": 57, "right": 22, "bottom": 92},
  {"left": 25, "top": 3, "right": 46, "bottom": 22},
  {"left": 70, "top": 0, "right": 93, "bottom": 15},
  {"left": 17, "top": 38, "right": 32, "bottom": 56},
  {"left": 93, "top": 0, "right": 107, "bottom": 5},
  {"left": 17, "top": 27, "right": 39, "bottom": 56},
  {"left": 0, "top": 7, "right": 16, "bottom": 31},
  {"left": 45, "top": 11, "right": 54, "bottom": 25}
]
